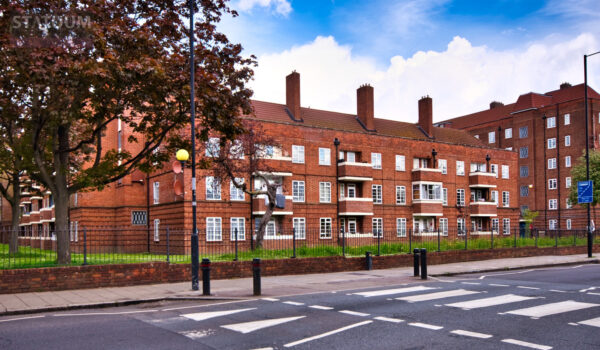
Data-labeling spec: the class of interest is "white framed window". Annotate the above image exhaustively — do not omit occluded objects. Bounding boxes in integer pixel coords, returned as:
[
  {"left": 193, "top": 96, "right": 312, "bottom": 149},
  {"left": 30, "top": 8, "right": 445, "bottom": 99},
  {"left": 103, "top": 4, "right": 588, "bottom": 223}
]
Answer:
[
  {"left": 346, "top": 151, "right": 356, "bottom": 162},
  {"left": 443, "top": 188, "right": 448, "bottom": 206},
  {"left": 230, "top": 217, "right": 245, "bottom": 241},
  {"left": 548, "top": 178, "right": 557, "bottom": 190},
  {"left": 153, "top": 182, "right": 160, "bottom": 204},
  {"left": 206, "top": 217, "right": 222, "bottom": 241},
  {"left": 566, "top": 177, "right": 571, "bottom": 188},
  {"left": 549, "top": 199, "right": 558, "bottom": 210},
  {"left": 501, "top": 165, "right": 509, "bottom": 179},
  {"left": 319, "top": 182, "right": 331, "bottom": 203},
  {"left": 564, "top": 113, "right": 570, "bottom": 125},
  {"left": 412, "top": 183, "right": 442, "bottom": 200},
  {"left": 439, "top": 218, "right": 448, "bottom": 236},
  {"left": 371, "top": 153, "right": 382, "bottom": 169},
  {"left": 347, "top": 218, "right": 357, "bottom": 234},
  {"left": 519, "top": 147, "right": 528, "bottom": 158},
  {"left": 339, "top": 183, "right": 345, "bottom": 199},
  {"left": 548, "top": 158, "right": 557, "bottom": 169},
  {"left": 262, "top": 220, "right": 276, "bottom": 238},
  {"left": 457, "top": 218, "right": 466, "bottom": 235},
  {"left": 153, "top": 219, "right": 160, "bottom": 242},
  {"left": 565, "top": 135, "right": 571, "bottom": 147},
  {"left": 456, "top": 161, "right": 465, "bottom": 176},
  {"left": 438, "top": 159, "right": 447, "bottom": 174},
  {"left": 395, "top": 155, "right": 405, "bottom": 171},
  {"left": 319, "top": 147, "right": 331, "bottom": 165},
  {"left": 567, "top": 219, "right": 572, "bottom": 229},
  {"left": 490, "top": 164, "right": 498, "bottom": 177},
  {"left": 396, "top": 218, "right": 407, "bottom": 237},
  {"left": 205, "top": 137, "right": 220, "bottom": 157},
  {"left": 519, "top": 126, "right": 528, "bottom": 138},
  {"left": 492, "top": 190, "right": 499, "bottom": 205},
  {"left": 206, "top": 176, "right": 221, "bottom": 200},
  {"left": 372, "top": 218, "right": 383, "bottom": 237},
  {"left": 503, "top": 218, "right": 510, "bottom": 235},
  {"left": 457, "top": 189, "right": 465, "bottom": 207},
  {"left": 293, "top": 218, "right": 306, "bottom": 239},
  {"left": 396, "top": 186, "right": 406, "bottom": 205},
  {"left": 292, "top": 145, "right": 305, "bottom": 163},
  {"left": 70, "top": 221, "right": 79, "bottom": 242},
  {"left": 471, "top": 162, "right": 486, "bottom": 173},
  {"left": 502, "top": 191, "right": 510, "bottom": 207},
  {"left": 505, "top": 128, "right": 512, "bottom": 139},
  {"left": 413, "top": 158, "right": 428, "bottom": 169},
  {"left": 492, "top": 218, "right": 499, "bottom": 233},
  {"left": 565, "top": 156, "right": 571, "bottom": 168},
  {"left": 320, "top": 218, "right": 332, "bottom": 239},
  {"left": 372, "top": 185, "right": 382, "bottom": 204},
  {"left": 230, "top": 179, "right": 245, "bottom": 201},
  {"left": 547, "top": 116, "right": 556, "bottom": 128},
  {"left": 347, "top": 184, "right": 356, "bottom": 198},
  {"left": 488, "top": 131, "right": 495, "bottom": 143},
  {"left": 549, "top": 219, "right": 557, "bottom": 230},
  {"left": 292, "top": 181, "right": 305, "bottom": 202},
  {"left": 547, "top": 138, "right": 556, "bottom": 149},
  {"left": 566, "top": 198, "right": 572, "bottom": 209}
]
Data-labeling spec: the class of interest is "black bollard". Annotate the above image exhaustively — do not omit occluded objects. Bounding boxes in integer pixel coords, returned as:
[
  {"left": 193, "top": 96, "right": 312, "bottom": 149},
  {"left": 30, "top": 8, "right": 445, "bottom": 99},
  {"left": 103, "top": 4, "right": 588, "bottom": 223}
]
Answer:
[
  {"left": 201, "top": 258, "right": 211, "bottom": 295},
  {"left": 420, "top": 248, "right": 427, "bottom": 280},
  {"left": 253, "top": 258, "right": 261, "bottom": 296},
  {"left": 365, "top": 251, "right": 373, "bottom": 270},
  {"left": 413, "top": 248, "right": 420, "bottom": 277}
]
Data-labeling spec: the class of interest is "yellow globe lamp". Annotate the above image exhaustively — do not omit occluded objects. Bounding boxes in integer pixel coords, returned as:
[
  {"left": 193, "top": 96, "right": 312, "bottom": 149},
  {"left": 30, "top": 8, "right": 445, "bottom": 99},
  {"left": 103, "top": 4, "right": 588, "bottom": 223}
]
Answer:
[{"left": 176, "top": 149, "right": 189, "bottom": 162}]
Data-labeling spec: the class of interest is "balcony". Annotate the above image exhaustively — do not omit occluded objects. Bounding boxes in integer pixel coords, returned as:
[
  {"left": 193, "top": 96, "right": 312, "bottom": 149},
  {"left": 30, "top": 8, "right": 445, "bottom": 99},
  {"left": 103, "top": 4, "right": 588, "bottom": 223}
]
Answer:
[
  {"left": 259, "top": 156, "right": 293, "bottom": 175},
  {"left": 412, "top": 200, "right": 443, "bottom": 216},
  {"left": 339, "top": 198, "right": 373, "bottom": 216},
  {"left": 469, "top": 201, "right": 497, "bottom": 217},
  {"left": 338, "top": 162, "right": 373, "bottom": 181},
  {"left": 40, "top": 207, "right": 55, "bottom": 221},
  {"left": 252, "top": 195, "right": 293, "bottom": 216},
  {"left": 469, "top": 172, "right": 497, "bottom": 188},
  {"left": 411, "top": 168, "right": 443, "bottom": 182}
]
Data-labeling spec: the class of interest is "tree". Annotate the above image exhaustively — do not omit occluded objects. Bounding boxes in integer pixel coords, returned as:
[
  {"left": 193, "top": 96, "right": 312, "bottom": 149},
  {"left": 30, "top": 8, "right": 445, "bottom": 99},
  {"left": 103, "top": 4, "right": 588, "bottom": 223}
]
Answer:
[
  {"left": 1, "top": 1, "right": 255, "bottom": 264},
  {"left": 211, "top": 120, "right": 282, "bottom": 249},
  {"left": 568, "top": 150, "right": 600, "bottom": 227},
  {"left": 522, "top": 209, "right": 539, "bottom": 236}
]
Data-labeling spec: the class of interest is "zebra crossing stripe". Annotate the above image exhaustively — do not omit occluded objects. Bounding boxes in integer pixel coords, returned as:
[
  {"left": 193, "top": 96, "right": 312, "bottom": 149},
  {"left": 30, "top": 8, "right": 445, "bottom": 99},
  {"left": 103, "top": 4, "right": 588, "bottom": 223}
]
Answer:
[
  {"left": 501, "top": 338, "right": 552, "bottom": 349},
  {"left": 182, "top": 308, "right": 256, "bottom": 322},
  {"left": 445, "top": 294, "right": 537, "bottom": 310},
  {"left": 396, "top": 289, "right": 479, "bottom": 303},
  {"left": 450, "top": 330, "right": 492, "bottom": 339},
  {"left": 353, "top": 286, "right": 436, "bottom": 297},
  {"left": 578, "top": 317, "right": 600, "bottom": 328},
  {"left": 505, "top": 300, "right": 599, "bottom": 318},
  {"left": 221, "top": 316, "right": 306, "bottom": 334}
]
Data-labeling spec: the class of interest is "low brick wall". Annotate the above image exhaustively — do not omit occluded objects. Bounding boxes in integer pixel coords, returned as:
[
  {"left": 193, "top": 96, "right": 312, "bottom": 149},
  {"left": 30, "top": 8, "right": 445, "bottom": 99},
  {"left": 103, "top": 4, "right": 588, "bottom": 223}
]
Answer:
[{"left": 0, "top": 245, "right": 597, "bottom": 294}]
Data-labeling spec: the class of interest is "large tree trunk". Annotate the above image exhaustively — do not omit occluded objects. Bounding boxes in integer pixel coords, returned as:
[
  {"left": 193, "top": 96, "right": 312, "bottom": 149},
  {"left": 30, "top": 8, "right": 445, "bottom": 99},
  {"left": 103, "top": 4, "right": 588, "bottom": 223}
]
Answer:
[
  {"left": 254, "top": 185, "right": 277, "bottom": 249},
  {"left": 54, "top": 125, "right": 71, "bottom": 265}
]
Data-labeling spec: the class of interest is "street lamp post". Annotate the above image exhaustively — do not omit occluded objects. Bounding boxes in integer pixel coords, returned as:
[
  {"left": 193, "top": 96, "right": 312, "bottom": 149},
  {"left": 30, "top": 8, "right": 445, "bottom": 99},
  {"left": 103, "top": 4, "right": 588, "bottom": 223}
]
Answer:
[
  {"left": 584, "top": 51, "right": 600, "bottom": 258},
  {"left": 188, "top": 0, "right": 199, "bottom": 290}
]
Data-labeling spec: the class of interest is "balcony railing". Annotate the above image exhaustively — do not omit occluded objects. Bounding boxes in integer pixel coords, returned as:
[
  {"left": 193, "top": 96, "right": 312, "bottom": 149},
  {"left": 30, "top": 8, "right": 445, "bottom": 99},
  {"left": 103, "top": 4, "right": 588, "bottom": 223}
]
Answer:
[
  {"left": 252, "top": 195, "right": 293, "bottom": 215},
  {"left": 411, "top": 167, "right": 443, "bottom": 182},
  {"left": 469, "top": 201, "right": 498, "bottom": 217},
  {"left": 469, "top": 171, "right": 497, "bottom": 188},
  {"left": 339, "top": 198, "right": 373, "bottom": 215},
  {"left": 412, "top": 201, "right": 443, "bottom": 216},
  {"left": 338, "top": 162, "right": 373, "bottom": 181}
]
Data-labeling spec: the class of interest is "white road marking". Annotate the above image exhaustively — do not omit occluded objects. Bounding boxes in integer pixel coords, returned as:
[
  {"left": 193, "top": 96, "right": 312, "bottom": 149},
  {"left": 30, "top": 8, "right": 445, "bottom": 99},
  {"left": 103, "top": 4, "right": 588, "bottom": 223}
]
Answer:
[
  {"left": 250, "top": 348, "right": 273, "bottom": 350},
  {"left": 578, "top": 316, "right": 600, "bottom": 328},
  {"left": 517, "top": 286, "right": 540, "bottom": 290},
  {"left": 222, "top": 315, "right": 305, "bottom": 334},
  {"left": 568, "top": 322, "right": 579, "bottom": 326},
  {"left": 309, "top": 305, "right": 333, "bottom": 310},
  {"left": 396, "top": 289, "right": 479, "bottom": 302},
  {"left": 501, "top": 338, "right": 552, "bottom": 350},
  {"left": 549, "top": 290, "right": 567, "bottom": 293},
  {"left": 445, "top": 294, "right": 537, "bottom": 310},
  {"left": 282, "top": 301, "right": 305, "bottom": 306},
  {"left": 489, "top": 283, "right": 509, "bottom": 287},
  {"left": 461, "top": 282, "right": 481, "bottom": 285},
  {"left": 505, "top": 300, "right": 599, "bottom": 318},
  {"left": 579, "top": 286, "right": 600, "bottom": 292},
  {"left": 408, "top": 322, "right": 443, "bottom": 330},
  {"left": 0, "top": 315, "right": 45, "bottom": 323},
  {"left": 588, "top": 292, "right": 600, "bottom": 296},
  {"left": 54, "top": 310, "right": 158, "bottom": 316},
  {"left": 450, "top": 329, "right": 492, "bottom": 339},
  {"left": 373, "top": 316, "right": 403, "bottom": 323},
  {"left": 353, "top": 285, "right": 435, "bottom": 297},
  {"left": 179, "top": 329, "right": 214, "bottom": 339},
  {"left": 339, "top": 310, "right": 370, "bottom": 317},
  {"left": 479, "top": 269, "right": 534, "bottom": 279},
  {"left": 262, "top": 298, "right": 279, "bottom": 302},
  {"left": 182, "top": 307, "right": 256, "bottom": 322},
  {"left": 284, "top": 320, "right": 372, "bottom": 347},
  {"left": 162, "top": 300, "right": 250, "bottom": 312}
]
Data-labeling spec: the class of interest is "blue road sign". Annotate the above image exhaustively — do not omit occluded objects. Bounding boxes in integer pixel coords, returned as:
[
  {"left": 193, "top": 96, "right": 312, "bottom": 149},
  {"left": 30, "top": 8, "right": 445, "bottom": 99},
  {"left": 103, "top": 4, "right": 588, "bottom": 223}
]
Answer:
[{"left": 578, "top": 180, "right": 594, "bottom": 204}]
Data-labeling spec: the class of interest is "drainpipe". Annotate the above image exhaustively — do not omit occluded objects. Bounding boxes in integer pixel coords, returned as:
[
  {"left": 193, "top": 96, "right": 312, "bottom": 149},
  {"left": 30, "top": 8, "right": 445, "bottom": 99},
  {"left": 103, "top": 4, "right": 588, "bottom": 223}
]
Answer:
[
  {"left": 542, "top": 114, "right": 548, "bottom": 230},
  {"left": 556, "top": 104, "right": 561, "bottom": 230},
  {"left": 146, "top": 172, "right": 150, "bottom": 252},
  {"left": 334, "top": 138, "right": 341, "bottom": 238}
]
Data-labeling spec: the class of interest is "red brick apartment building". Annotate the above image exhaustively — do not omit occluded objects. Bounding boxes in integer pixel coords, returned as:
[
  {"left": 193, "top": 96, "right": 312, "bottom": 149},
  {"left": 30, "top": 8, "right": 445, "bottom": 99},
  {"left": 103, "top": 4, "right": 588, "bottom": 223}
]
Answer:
[
  {"left": 436, "top": 83, "right": 600, "bottom": 231},
  {"left": 3, "top": 72, "right": 520, "bottom": 250}
]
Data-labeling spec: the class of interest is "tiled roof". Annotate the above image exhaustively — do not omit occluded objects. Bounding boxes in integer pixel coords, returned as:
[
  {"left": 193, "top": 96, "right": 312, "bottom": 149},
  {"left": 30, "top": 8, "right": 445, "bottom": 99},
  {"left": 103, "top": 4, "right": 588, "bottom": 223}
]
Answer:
[{"left": 247, "top": 100, "right": 486, "bottom": 147}]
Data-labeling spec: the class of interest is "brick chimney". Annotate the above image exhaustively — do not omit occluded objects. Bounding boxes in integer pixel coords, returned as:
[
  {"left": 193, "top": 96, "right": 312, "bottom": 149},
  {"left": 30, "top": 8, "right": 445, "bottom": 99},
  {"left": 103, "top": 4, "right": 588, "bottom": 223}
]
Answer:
[
  {"left": 418, "top": 96, "right": 433, "bottom": 137},
  {"left": 560, "top": 82, "right": 572, "bottom": 90},
  {"left": 490, "top": 101, "right": 504, "bottom": 109},
  {"left": 286, "top": 71, "right": 301, "bottom": 121},
  {"left": 357, "top": 84, "right": 375, "bottom": 131}
]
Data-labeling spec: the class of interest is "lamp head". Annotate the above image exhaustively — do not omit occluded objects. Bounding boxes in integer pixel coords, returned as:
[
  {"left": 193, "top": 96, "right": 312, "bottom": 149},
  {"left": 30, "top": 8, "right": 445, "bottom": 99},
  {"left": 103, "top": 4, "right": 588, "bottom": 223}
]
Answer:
[
  {"left": 176, "top": 149, "right": 189, "bottom": 162},
  {"left": 334, "top": 138, "right": 340, "bottom": 146}
]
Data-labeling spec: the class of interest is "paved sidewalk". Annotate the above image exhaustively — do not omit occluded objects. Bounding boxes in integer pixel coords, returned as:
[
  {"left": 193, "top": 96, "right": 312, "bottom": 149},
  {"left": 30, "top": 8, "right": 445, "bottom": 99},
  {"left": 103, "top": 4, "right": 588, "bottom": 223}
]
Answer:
[{"left": 0, "top": 254, "right": 597, "bottom": 316}]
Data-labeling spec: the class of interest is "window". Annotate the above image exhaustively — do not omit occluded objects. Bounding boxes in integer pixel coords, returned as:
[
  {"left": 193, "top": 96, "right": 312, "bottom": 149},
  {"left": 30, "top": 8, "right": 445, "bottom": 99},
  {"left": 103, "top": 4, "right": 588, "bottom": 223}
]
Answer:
[
  {"left": 548, "top": 178, "right": 557, "bottom": 190},
  {"left": 319, "top": 147, "right": 331, "bottom": 165},
  {"left": 519, "top": 126, "right": 528, "bottom": 138},
  {"left": 490, "top": 164, "right": 498, "bottom": 177},
  {"left": 206, "top": 217, "right": 222, "bottom": 241},
  {"left": 456, "top": 161, "right": 465, "bottom": 176},
  {"left": 347, "top": 219, "right": 357, "bottom": 234},
  {"left": 258, "top": 220, "right": 276, "bottom": 238},
  {"left": 205, "top": 137, "right": 220, "bottom": 157},
  {"left": 153, "top": 182, "right": 160, "bottom": 204},
  {"left": 73, "top": 193, "right": 78, "bottom": 207},
  {"left": 501, "top": 165, "right": 509, "bottom": 179},
  {"left": 438, "top": 159, "right": 447, "bottom": 174},
  {"left": 548, "top": 158, "right": 557, "bottom": 169},
  {"left": 292, "top": 145, "right": 305, "bottom": 163},
  {"left": 520, "top": 186, "right": 529, "bottom": 197},
  {"left": 319, "top": 182, "right": 331, "bottom": 203},
  {"left": 230, "top": 140, "right": 244, "bottom": 159},
  {"left": 292, "top": 181, "right": 305, "bottom": 202},
  {"left": 346, "top": 151, "right": 356, "bottom": 162},
  {"left": 372, "top": 185, "right": 382, "bottom": 204},
  {"left": 293, "top": 218, "right": 306, "bottom": 239},
  {"left": 396, "top": 218, "right": 407, "bottom": 237},
  {"left": 505, "top": 128, "right": 512, "bottom": 139},
  {"left": 443, "top": 188, "right": 448, "bottom": 205},
  {"left": 70, "top": 221, "right": 79, "bottom": 242},
  {"left": 372, "top": 218, "right": 383, "bottom": 237},
  {"left": 230, "top": 218, "right": 245, "bottom": 241},
  {"left": 547, "top": 138, "right": 556, "bottom": 149},
  {"left": 503, "top": 218, "right": 510, "bottom": 235},
  {"left": 519, "top": 147, "right": 528, "bottom": 158},
  {"left": 549, "top": 219, "right": 557, "bottom": 230},
  {"left": 502, "top": 191, "right": 510, "bottom": 207},
  {"left": 396, "top": 186, "right": 406, "bottom": 205},
  {"left": 564, "top": 113, "right": 570, "bottom": 125},
  {"left": 488, "top": 131, "right": 495, "bottom": 143},
  {"left": 154, "top": 219, "right": 160, "bottom": 242},
  {"left": 547, "top": 116, "right": 556, "bottom": 128},
  {"left": 456, "top": 189, "right": 465, "bottom": 207},
  {"left": 566, "top": 177, "right": 571, "bottom": 188},
  {"left": 520, "top": 166, "right": 529, "bottom": 178},
  {"left": 230, "top": 179, "right": 245, "bottom": 201},
  {"left": 566, "top": 198, "right": 572, "bottom": 209},
  {"left": 131, "top": 210, "right": 147, "bottom": 225},
  {"left": 439, "top": 218, "right": 448, "bottom": 236},
  {"left": 206, "top": 177, "right": 221, "bottom": 200},
  {"left": 347, "top": 184, "right": 356, "bottom": 198},
  {"left": 371, "top": 153, "right": 382, "bottom": 169},
  {"left": 320, "top": 218, "right": 332, "bottom": 239},
  {"left": 565, "top": 135, "right": 571, "bottom": 147},
  {"left": 549, "top": 199, "right": 558, "bottom": 210},
  {"left": 567, "top": 219, "right": 572, "bottom": 229},
  {"left": 395, "top": 155, "right": 405, "bottom": 171},
  {"left": 565, "top": 156, "right": 571, "bottom": 168},
  {"left": 457, "top": 218, "right": 466, "bottom": 235},
  {"left": 412, "top": 183, "right": 442, "bottom": 200},
  {"left": 492, "top": 218, "right": 499, "bottom": 233},
  {"left": 470, "top": 162, "right": 486, "bottom": 173},
  {"left": 413, "top": 158, "right": 429, "bottom": 169},
  {"left": 491, "top": 190, "right": 498, "bottom": 204}
]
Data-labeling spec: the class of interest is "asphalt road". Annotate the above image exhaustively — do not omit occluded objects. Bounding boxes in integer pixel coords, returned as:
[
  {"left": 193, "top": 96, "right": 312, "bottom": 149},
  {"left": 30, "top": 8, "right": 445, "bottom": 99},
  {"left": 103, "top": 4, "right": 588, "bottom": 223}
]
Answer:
[{"left": 1, "top": 264, "right": 599, "bottom": 350}]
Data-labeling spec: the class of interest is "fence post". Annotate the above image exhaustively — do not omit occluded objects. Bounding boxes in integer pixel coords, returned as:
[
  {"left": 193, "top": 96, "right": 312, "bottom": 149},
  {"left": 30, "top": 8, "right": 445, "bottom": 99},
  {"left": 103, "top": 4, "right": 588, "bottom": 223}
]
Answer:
[
  {"left": 409, "top": 228, "right": 412, "bottom": 253},
  {"left": 376, "top": 231, "right": 381, "bottom": 256},
  {"left": 234, "top": 228, "right": 239, "bottom": 261},
  {"left": 464, "top": 229, "right": 468, "bottom": 250},
  {"left": 555, "top": 229, "right": 558, "bottom": 248},
  {"left": 292, "top": 228, "right": 296, "bottom": 259},
  {"left": 82, "top": 227, "right": 88, "bottom": 266},
  {"left": 491, "top": 227, "right": 494, "bottom": 249},
  {"left": 514, "top": 227, "right": 517, "bottom": 248},
  {"left": 437, "top": 227, "right": 441, "bottom": 252},
  {"left": 535, "top": 228, "right": 538, "bottom": 248},
  {"left": 342, "top": 228, "right": 345, "bottom": 257},
  {"left": 166, "top": 226, "right": 170, "bottom": 263}
]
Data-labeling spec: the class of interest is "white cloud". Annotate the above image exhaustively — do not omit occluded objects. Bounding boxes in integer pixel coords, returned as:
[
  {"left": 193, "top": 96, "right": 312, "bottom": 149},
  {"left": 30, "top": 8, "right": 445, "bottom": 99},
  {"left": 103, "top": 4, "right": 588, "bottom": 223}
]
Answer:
[
  {"left": 235, "top": 0, "right": 292, "bottom": 16},
  {"left": 250, "top": 33, "right": 600, "bottom": 122}
]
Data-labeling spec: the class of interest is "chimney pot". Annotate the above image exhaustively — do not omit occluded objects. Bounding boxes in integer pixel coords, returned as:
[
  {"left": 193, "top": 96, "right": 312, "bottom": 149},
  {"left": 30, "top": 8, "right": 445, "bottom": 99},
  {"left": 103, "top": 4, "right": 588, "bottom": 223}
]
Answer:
[
  {"left": 560, "top": 82, "right": 572, "bottom": 90},
  {"left": 357, "top": 85, "right": 375, "bottom": 131},
  {"left": 490, "top": 101, "right": 504, "bottom": 109},
  {"left": 286, "top": 71, "right": 301, "bottom": 120},
  {"left": 418, "top": 96, "right": 434, "bottom": 137}
]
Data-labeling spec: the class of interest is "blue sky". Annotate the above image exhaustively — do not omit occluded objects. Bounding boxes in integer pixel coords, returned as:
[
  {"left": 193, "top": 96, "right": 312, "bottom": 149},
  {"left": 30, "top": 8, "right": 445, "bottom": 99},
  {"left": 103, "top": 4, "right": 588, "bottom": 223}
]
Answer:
[{"left": 219, "top": 0, "right": 600, "bottom": 121}]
